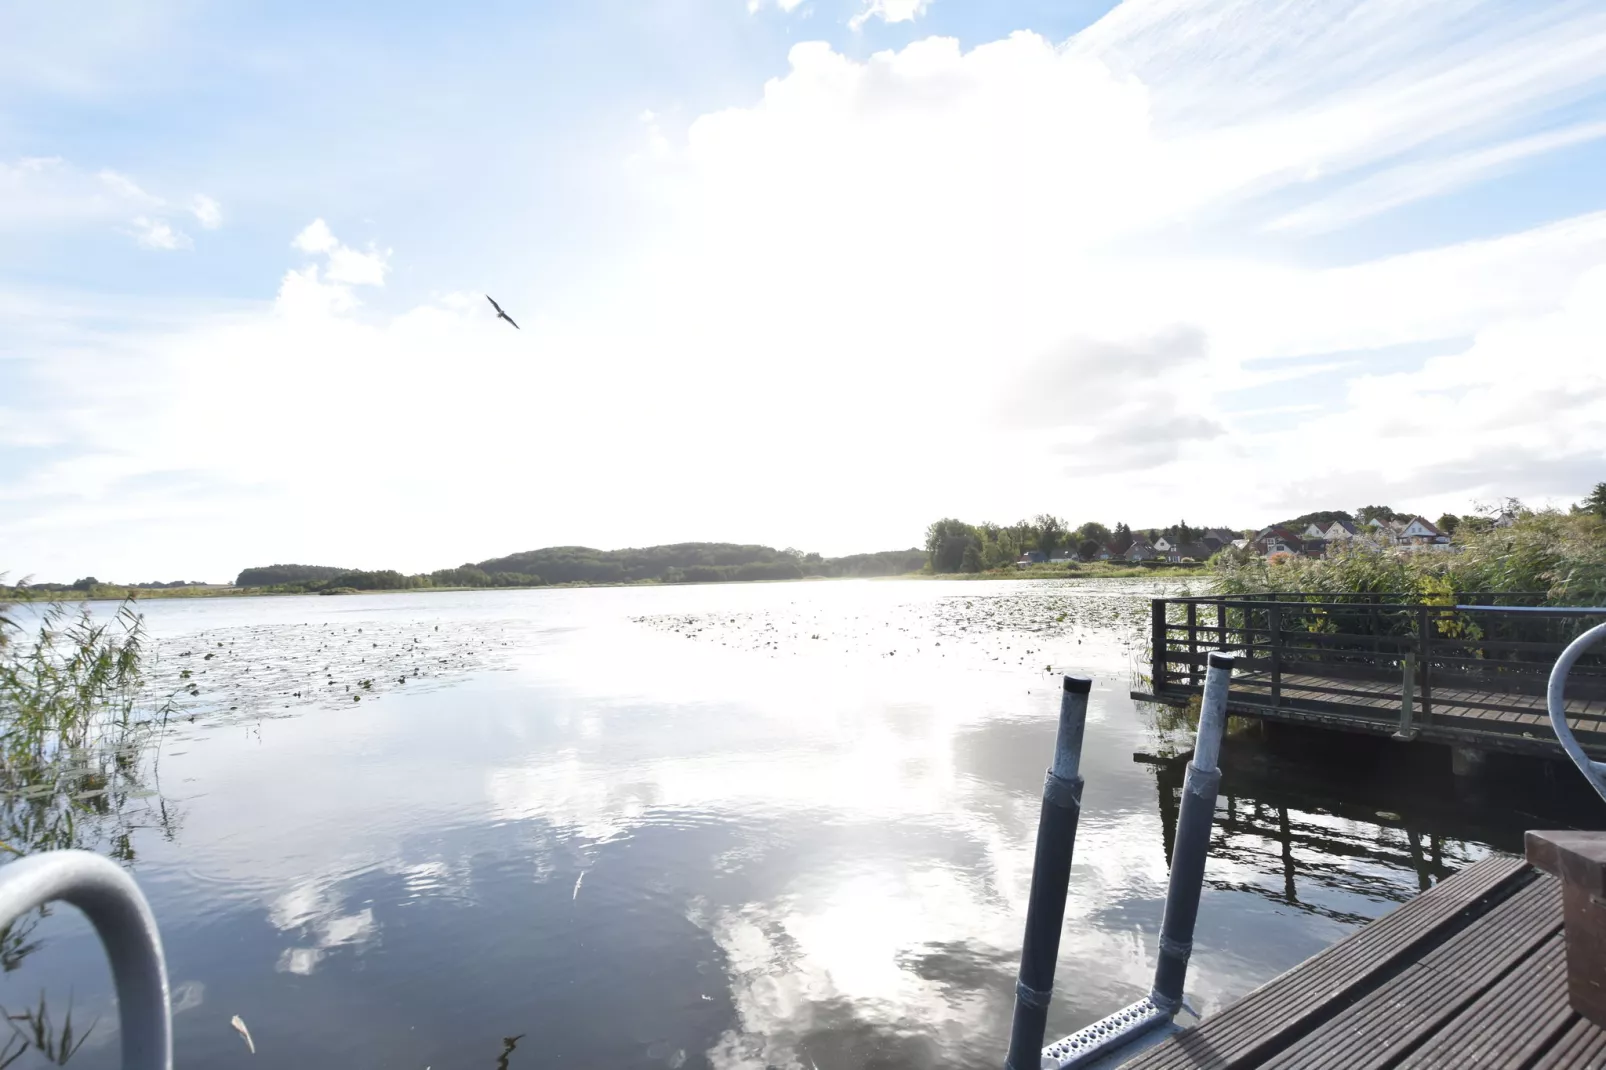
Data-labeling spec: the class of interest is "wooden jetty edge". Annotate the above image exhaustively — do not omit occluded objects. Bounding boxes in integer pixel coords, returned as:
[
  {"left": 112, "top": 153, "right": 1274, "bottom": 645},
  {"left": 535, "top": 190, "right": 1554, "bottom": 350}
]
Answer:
[
  {"left": 1132, "top": 594, "right": 1606, "bottom": 763},
  {"left": 1014, "top": 619, "right": 1606, "bottom": 1070},
  {"left": 1117, "top": 846, "right": 1606, "bottom": 1069}
]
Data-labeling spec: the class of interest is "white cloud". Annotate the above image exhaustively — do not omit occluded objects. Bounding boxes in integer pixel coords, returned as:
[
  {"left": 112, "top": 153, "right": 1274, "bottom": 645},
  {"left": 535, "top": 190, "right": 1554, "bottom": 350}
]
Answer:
[
  {"left": 292, "top": 218, "right": 338, "bottom": 254},
  {"left": 0, "top": 156, "right": 217, "bottom": 250},
  {"left": 96, "top": 169, "right": 159, "bottom": 204},
  {"left": 5, "top": 0, "right": 1606, "bottom": 579},
  {"left": 1269, "top": 119, "right": 1606, "bottom": 235},
  {"left": 127, "top": 215, "right": 191, "bottom": 250},
  {"left": 849, "top": 0, "right": 929, "bottom": 30},
  {"left": 326, "top": 244, "right": 389, "bottom": 286},
  {"left": 292, "top": 218, "right": 389, "bottom": 287},
  {"left": 190, "top": 193, "right": 222, "bottom": 229}
]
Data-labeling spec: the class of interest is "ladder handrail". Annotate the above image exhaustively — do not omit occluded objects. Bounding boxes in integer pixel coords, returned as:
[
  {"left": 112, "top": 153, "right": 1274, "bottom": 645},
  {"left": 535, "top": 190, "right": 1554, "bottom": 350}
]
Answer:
[
  {"left": 0, "top": 850, "right": 172, "bottom": 1070},
  {"left": 1547, "top": 620, "right": 1606, "bottom": 805}
]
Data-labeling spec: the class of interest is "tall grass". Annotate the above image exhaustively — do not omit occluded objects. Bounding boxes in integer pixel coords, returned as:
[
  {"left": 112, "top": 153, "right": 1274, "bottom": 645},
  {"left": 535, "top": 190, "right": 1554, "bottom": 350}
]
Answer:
[
  {"left": 0, "top": 585, "right": 181, "bottom": 976},
  {"left": 1212, "top": 507, "right": 1606, "bottom": 605}
]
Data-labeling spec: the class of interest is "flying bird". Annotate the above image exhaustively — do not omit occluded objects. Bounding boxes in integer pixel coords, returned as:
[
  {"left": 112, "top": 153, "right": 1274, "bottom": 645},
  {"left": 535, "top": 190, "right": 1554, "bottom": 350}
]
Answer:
[{"left": 486, "top": 294, "right": 520, "bottom": 329}]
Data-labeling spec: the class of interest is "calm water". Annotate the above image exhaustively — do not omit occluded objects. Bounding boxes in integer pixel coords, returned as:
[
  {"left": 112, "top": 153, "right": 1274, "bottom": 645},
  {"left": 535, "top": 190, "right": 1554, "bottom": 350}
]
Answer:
[{"left": 2, "top": 579, "right": 1596, "bottom": 1069}]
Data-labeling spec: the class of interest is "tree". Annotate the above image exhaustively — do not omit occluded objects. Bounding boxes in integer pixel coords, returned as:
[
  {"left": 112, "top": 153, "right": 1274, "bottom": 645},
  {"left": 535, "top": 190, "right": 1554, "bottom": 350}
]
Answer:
[
  {"left": 1355, "top": 505, "right": 1402, "bottom": 525},
  {"left": 1033, "top": 514, "right": 1067, "bottom": 559},
  {"left": 1579, "top": 482, "right": 1606, "bottom": 520},
  {"left": 1436, "top": 513, "right": 1460, "bottom": 535},
  {"left": 1278, "top": 510, "right": 1354, "bottom": 531},
  {"left": 1077, "top": 539, "right": 1101, "bottom": 561},
  {"left": 925, "top": 519, "right": 979, "bottom": 573},
  {"left": 1075, "top": 521, "right": 1112, "bottom": 547},
  {"left": 1111, "top": 523, "right": 1133, "bottom": 554}
]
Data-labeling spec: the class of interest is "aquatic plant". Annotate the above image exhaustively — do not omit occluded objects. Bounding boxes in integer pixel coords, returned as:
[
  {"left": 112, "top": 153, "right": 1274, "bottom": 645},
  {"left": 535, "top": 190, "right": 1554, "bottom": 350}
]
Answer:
[{"left": 0, "top": 585, "right": 182, "bottom": 973}]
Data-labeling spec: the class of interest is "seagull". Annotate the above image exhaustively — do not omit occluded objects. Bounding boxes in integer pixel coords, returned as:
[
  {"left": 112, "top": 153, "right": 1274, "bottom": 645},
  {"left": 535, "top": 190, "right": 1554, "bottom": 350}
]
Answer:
[{"left": 485, "top": 294, "right": 520, "bottom": 329}]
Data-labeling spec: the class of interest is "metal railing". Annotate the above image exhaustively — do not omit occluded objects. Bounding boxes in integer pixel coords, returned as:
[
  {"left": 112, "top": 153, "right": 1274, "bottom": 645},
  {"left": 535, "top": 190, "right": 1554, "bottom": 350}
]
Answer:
[{"left": 0, "top": 850, "right": 172, "bottom": 1070}]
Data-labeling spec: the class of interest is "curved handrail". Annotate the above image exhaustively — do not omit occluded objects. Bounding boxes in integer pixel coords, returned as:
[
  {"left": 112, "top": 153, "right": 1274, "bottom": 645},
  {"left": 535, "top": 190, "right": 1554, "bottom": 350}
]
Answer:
[
  {"left": 0, "top": 850, "right": 172, "bottom": 1070},
  {"left": 1547, "top": 620, "right": 1606, "bottom": 805}
]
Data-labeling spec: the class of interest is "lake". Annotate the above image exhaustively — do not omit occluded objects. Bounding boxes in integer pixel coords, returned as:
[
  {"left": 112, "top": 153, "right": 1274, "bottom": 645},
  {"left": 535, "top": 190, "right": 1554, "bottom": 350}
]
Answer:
[{"left": 0, "top": 578, "right": 1589, "bottom": 1069}]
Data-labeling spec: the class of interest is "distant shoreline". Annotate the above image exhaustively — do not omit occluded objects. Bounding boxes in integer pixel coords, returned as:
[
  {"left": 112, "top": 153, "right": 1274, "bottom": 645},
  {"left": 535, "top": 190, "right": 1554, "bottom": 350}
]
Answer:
[{"left": 2, "top": 562, "right": 1208, "bottom": 604}]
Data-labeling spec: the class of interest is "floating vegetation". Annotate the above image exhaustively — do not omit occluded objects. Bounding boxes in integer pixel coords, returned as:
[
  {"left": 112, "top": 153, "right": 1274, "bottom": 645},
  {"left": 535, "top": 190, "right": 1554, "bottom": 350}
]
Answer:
[
  {"left": 141, "top": 616, "right": 524, "bottom": 723},
  {"left": 632, "top": 577, "right": 1181, "bottom": 676}
]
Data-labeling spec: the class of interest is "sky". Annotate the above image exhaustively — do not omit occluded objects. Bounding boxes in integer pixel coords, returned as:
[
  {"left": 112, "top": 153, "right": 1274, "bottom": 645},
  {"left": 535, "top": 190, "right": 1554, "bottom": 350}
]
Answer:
[{"left": 3, "top": 0, "right": 1606, "bottom": 582}]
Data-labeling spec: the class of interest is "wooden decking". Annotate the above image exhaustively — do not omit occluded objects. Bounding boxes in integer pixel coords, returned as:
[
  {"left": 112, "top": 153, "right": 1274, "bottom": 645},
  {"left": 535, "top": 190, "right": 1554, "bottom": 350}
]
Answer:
[
  {"left": 1138, "top": 669, "right": 1606, "bottom": 759},
  {"left": 1119, "top": 854, "right": 1606, "bottom": 1069}
]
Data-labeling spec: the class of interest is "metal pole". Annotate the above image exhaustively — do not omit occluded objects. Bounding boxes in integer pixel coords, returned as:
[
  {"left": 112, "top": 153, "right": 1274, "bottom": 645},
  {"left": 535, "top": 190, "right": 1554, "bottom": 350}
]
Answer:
[
  {"left": 0, "top": 850, "right": 172, "bottom": 1070},
  {"left": 1005, "top": 675, "right": 1091, "bottom": 1070},
  {"left": 1150, "top": 652, "right": 1233, "bottom": 1014}
]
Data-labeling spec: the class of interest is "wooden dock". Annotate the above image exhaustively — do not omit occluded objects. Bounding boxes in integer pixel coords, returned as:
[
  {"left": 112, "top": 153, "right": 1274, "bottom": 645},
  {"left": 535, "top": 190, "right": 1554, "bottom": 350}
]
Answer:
[
  {"left": 1134, "top": 594, "right": 1606, "bottom": 760},
  {"left": 1119, "top": 850, "right": 1606, "bottom": 1069}
]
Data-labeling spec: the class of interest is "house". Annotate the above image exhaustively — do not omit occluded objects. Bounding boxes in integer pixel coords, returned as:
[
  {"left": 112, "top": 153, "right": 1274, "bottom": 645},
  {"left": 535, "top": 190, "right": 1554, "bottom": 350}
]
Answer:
[
  {"left": 1015, "top": 550, "right": 1047, "bottom": 568},
  {"left": 1154, "top": 535, "right": 1175, "bottom": 552},
  {"left": 1124, "top": 538, "right": 1162, "bottom": 562},
  {"left": 1252, "top": 526, "right": 1304, "bottom": 557},
  {"left": 1202, "top": 528, "right": 1239, "bottom": 544},
  {"left": 1163, "top": 541, "right": 1214, "bottom": 563},
  {"left": 1302, "top": 519, "right": 1361, "bottom": 540},
  {"left": 1050, "top": 549, "right": 1078, "bottom": 564},
  {"left": 1396, "top": 516, "right": 1450, "bottom": 547}
]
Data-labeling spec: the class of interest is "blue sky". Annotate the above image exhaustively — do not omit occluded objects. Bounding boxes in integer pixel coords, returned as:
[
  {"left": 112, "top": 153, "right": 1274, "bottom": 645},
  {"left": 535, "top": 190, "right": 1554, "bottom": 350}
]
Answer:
[{"left": 4, "top": 0, "right": 1606, "bottom": 581}]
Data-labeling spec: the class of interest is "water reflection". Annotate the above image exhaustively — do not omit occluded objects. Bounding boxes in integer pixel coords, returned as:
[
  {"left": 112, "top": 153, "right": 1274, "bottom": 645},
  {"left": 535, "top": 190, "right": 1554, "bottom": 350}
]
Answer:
[{"left": 4, "top": 582, "right": 1601, "bottom": 1070}]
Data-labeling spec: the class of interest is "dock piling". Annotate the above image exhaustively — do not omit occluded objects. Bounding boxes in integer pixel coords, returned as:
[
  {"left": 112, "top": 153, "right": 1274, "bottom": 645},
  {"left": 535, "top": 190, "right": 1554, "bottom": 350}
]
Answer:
[
  {"left": 1150, "top": 652, "right": 1233, "bottom": 1014},
  {"left": 1039, "top": 654, "right": 1234, "bottom": 1069},
  {"left": 1004, "top": 675, "right": 1091, "bottom": 1070}
]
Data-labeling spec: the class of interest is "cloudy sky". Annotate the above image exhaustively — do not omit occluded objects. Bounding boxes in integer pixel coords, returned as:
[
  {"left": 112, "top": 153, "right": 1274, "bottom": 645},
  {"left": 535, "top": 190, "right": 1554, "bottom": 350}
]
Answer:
[{"left": 4, "top": 0, "right": 1605, "bottom": 582}]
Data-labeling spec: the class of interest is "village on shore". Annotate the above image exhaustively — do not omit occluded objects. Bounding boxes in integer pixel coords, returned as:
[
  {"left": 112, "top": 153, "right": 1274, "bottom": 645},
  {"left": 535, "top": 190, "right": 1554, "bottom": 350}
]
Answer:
[{"left": 1014, "top": 512, "right": 1509, "bottom": 568}]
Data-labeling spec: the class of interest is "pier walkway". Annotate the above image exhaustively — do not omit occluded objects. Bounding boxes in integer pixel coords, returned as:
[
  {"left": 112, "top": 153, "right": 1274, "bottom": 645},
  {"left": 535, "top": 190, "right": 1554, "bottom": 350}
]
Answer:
[{"left": 1133, "top": 593, "right": 1606, "bottom": 759}]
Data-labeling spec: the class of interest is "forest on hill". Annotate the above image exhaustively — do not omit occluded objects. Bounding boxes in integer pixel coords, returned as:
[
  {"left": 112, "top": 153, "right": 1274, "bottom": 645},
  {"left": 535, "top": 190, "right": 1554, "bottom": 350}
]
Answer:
[{"left": 232, "top": 543, "right": 926, "bottom": 592}]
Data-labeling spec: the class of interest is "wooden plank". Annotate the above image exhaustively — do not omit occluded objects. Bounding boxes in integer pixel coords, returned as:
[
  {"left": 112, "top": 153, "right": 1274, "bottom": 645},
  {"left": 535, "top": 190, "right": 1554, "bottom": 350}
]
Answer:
[
  {"left": 1119, "top": 855, "right": 1531, "bottom": 1070},
  {"left": 1257, "top": 875, "right": 1562, "bottom": 1069},
  {"left": 1395, "top": 933, "right": 1572, "bottom": 1069},
  {"left": 1530, "top": 1016, "right": 1606, "bottom": 1069}
]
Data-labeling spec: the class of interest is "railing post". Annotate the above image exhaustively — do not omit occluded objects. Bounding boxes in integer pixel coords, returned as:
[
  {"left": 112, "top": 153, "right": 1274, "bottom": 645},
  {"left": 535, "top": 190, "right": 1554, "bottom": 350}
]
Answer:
[
  {"left": 1216, "top": 601, "right": 1227, "bottom": 659},
  {"left": 1186, "top": 602, "right": 1199, "bottom": 686},
  {"left": 1268, "top": 604, "right": 1282, "bottom": 706},
  {"left": 1393, "top": 652, "right": 1417, "bottom": 741},
  {"left": 1417, "top": 605, "right": 1433, "bottom": 723},
  {"left": 1005, "top": 676, "right": 1091, "bottom": 1070},
  {"left": 1151, "top": 653, "right": 1234, "bottom": 1013},
  {"left": 1152, "top": 600, "right": 1168, "bottom": 693}
]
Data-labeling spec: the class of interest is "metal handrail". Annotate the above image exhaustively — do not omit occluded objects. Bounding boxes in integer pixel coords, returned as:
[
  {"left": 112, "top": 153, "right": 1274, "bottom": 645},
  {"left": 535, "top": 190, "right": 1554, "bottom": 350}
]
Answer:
[
  {"left": 0, "top": 850, "right": 172, "bottom": 1070},
  {"left": 1547, "top": 621, "right": 1606, "bottom": 804}
]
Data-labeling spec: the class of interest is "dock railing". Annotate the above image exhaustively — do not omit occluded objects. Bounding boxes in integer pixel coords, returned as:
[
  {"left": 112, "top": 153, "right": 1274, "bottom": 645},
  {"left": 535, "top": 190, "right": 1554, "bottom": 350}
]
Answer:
[{"left": 1146, "top": 592, "right": 1606, "bottom": 750}]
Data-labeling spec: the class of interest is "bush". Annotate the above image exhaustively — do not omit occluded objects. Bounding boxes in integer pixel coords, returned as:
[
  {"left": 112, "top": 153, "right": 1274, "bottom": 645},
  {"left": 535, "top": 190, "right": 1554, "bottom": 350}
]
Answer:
[{"left": 1213, "top": 506, "right": 1606, "bottom": 604}]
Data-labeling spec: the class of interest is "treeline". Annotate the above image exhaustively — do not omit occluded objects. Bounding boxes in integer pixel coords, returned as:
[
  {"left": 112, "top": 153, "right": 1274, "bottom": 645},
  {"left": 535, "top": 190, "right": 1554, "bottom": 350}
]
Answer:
[
  {"left": 232, "top": 544, "right": 927, "bottom": 593},
  {"left": 1274, "top": 506, "right": 1509, "bottom": 536},
  {"left": 13, "top": 577, "right": 211, "bottom": 593},
  {"left": 924, "top": 516, "right": 1240, "bottom": 573}
]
